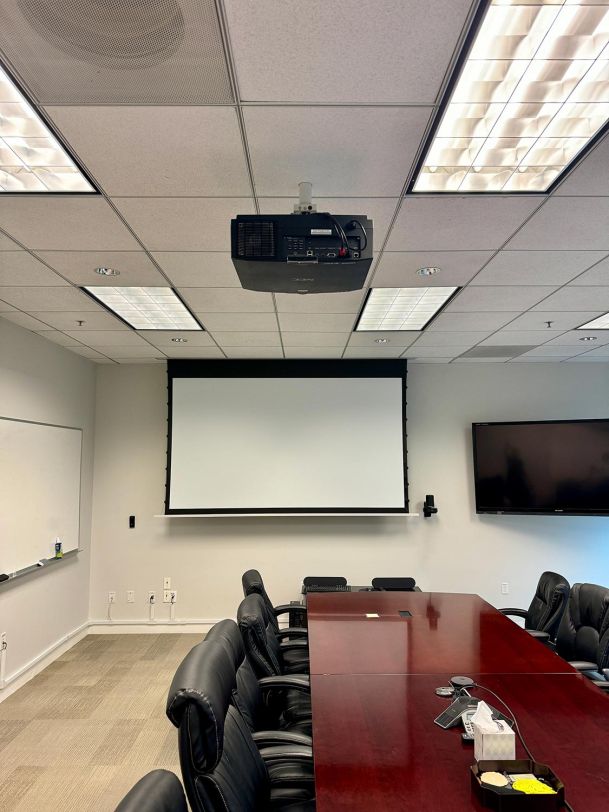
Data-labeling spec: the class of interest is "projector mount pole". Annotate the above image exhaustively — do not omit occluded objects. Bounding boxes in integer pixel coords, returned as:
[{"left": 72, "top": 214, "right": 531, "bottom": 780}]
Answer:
[{"left": 293, "top": 181, "right": 317, "bottom": 214}]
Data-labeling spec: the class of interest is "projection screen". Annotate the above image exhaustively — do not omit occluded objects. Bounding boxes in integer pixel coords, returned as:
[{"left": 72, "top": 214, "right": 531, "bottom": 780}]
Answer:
[{"left": 165, "top": 360, "right": 408, "bottom": 515}]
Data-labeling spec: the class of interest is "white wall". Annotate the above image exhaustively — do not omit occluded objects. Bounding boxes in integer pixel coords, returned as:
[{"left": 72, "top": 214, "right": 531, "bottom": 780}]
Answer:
[
  {"left": 0, "top": 318, "right": 96, "bottom": 685},
  {"left": 89, "top": 361, "right": 609, "bottom": 623}
]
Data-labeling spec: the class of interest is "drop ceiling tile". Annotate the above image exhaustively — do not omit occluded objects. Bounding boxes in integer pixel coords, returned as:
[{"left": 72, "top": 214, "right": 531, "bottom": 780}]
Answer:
[
  {"left": 501, "top": 311, "right": 602, "bottom": 331},
  {"left": 0, "top": 252, "right": 67, "bottom": 286},
  {"left": 532, "top": 287, "right": 609, "bottom": 312},
  {"left": 102, "top": 345, "right": 163, "bottom": 359},
  {"left": 163, "top": 346, "right": 224, "bottom": 358},
  {"left": 544, "top": 331, "right": 609, "bottom": 347},
  {"left": 275, "top": 291, "right": 365, "bottom": 314},
  {"left": 481, "top": 330, "right": 564, "bottom": 346},
  {"left": 555, "top": 134, "right": 609, "bottom": 197},
  {"left": 226, "top": 0, "right": 473, "bottom": 104},
  {"left": 446, "top": 286, "right": 555, "bottom": 312},
  {"left": 211, "top": 331, "right": 281, "bottom": 347},
  {"left": 569, "top": 256, "right": 609, "bottom": 286},
  {"left": 113, "top": 198, "right": 255, "bottom": 252},
  {"left": 63, "top": 330, "right": 149, "bottom": 347},
  {"left": 510, "top": 357, "right": 570, "bottom": 363},
  {"left": 507, "top": 199, "right": 609, "bottom": 251},
  {"left": 473, "top": 251, "right": 606, "bottom": 287},
  {"left": 139, "top": 331, "right": 215, "bottom": 347},
  {"left": 518, "top": 345, "right": 587, "bottom": 358},
  {"left": 413, "top": 331, "right": 490, "bottom": 347},
  {"left": 114, "top": 359, "right": 162, "bottom": 364},
  {"left": 408, "top": 358, "right": 453, "bottom": 364},
  {"left": 34, "top": 330, "right": 82, "bottom": 347},
  {"left": 152, "top": 253, "right": 240, "bottom": 287},
  {"left": 387, "top": 197, "right": 542, "bottom": 251},
  {"left": 258, "top": 198, "right": 399, "bottom": 249},
  {"left": 403, "top": 345, "right": 471, "bottom": 358},
  {"left": 563, "top": 356, "right": 609, "bottom": 363},
  {"left": 223, "top": 347, "right": 284, "bottom": 358},
  {"left": 0, "top": 232, "right": 19, "bottom": 250},
  {"left": 246, "top": 107, "right": 431, "bottom": 196},
  {"left": 570, "top": 344, "right": 609, "bottom": 358},
  {"left": 282, "top": 332, "right": 350, "bottom": 347},
  {"left": 0, "top": 198, "right": 139, "bottom": 251},
  {"left": 1, "top": 311, "right": 50, "bottom": 330},
  {"left": 343, "top": 346, "right": 408, "bottom": 358},
  {"left": 279, "top": 313, "right": 355, "bottom": 332},
  {"left": 69, "top": 347, "right": 110, "bottom": 360},
  {"left": 284, "top": 347, "right": 344, "bottom": 358},
  {"left": 453, "top": 358, "right": 509, "bottom": 363},
  {"left": 37, "top": 251, "right": 166, "bottom": 286},
  {"left": 348, "top": 330, "right": 420, "bottom": 347},
  {"left": 373, "top": 251, "right": 493, "bottom": 288},
  {"left": 0, "top": 287, "right": 101, "bottom": 311},
  {"left": 0, "top": 300, "right": 16, "bottom": 311},
  {"left": 179, "top": 288, "right": 274, "bottom": 313},
  {"left": 46, "top": 107, "right": 250, "bottom": 197},
  {"left": 196, "top": 312, "right": 278, "bottom": 331},
  {"left": 428, "top": 312, "right": 521, "bottom": 332},
  {"left": 29, "top": 311, "right": 129, "bottom": 330}
]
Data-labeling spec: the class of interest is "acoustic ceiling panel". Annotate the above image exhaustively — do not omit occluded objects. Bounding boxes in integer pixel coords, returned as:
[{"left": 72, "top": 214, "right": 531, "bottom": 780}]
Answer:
[{"left": 0, "top": 0, "right": 233, "bottom": 104}]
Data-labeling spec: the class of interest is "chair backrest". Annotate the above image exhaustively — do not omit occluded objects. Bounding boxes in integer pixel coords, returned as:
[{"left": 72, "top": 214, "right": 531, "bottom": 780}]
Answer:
[
  {"left": 372, "top": 577, "right": 416, "bottom": 591},
  {"left": 114, "top": 770, "right": 187, "bottom": 812},
  {"left": 556, "top": 582, "right": 609, "bottom": 670},
  {"left": 166, "top": 639, "right": 269, "bottom": 812},
  {"left": 237, "top": 593, "right": 283, "bottom": 678},
  {"left": 525, "top": 571, "right": 570, "bottom": 636},
  {"left": 206, "top": 618, "right": 268, "bottom": 732},
  {"left": 242, "top": 570, "right": 279, "bottom": 633},
  {"left": 302, "top": 576, "right": 347, "bottom": 587}
]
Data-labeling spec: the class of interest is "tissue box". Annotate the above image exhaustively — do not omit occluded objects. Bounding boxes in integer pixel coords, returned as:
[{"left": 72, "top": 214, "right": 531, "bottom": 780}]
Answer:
[{"left": 473, "top": 721, "right": 516, "bottom": 761}]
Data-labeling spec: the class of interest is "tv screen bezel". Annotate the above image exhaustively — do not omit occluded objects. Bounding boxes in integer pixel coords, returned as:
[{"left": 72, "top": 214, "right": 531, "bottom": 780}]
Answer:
[{"left": 472, "top": 418, "right": 609, "bottom": 517}]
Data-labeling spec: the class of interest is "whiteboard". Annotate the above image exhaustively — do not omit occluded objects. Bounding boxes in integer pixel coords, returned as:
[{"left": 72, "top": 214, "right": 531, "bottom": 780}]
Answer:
[{"left": 0, "top": 417, "right": 82, "bottom": 575}]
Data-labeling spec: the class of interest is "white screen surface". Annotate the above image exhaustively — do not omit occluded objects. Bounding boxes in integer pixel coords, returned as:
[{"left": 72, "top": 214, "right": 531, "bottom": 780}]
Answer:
[{"left": 168, "top": 377, "right": 406, "bottom": 512}]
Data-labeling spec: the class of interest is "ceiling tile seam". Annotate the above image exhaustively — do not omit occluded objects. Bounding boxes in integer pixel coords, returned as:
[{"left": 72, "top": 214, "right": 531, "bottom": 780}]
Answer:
[{"left": 270, "top": 293, "right": 286, "bottom": 358}]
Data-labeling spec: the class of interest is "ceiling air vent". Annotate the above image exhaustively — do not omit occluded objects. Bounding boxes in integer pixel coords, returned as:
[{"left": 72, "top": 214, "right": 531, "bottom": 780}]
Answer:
[{"left": 236, "top": 221, "right": 276, "bottom": 259}]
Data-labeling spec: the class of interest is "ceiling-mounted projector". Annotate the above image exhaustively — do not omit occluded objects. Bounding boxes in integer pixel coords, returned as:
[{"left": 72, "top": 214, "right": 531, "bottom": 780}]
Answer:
[{"left": 231, "top": 183, "right": 373, "bottom": 294}]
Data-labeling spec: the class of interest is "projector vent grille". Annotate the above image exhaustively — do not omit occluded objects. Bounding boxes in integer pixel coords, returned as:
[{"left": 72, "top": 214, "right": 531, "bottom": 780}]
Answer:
[{"left": 237, "top": 221, "right": 276, "bottom": 259}]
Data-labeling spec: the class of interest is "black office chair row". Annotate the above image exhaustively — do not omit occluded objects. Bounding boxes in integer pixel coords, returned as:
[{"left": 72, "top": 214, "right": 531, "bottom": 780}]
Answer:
[{"left": 500, "top": 571, "right": 609, "bottom": 690}]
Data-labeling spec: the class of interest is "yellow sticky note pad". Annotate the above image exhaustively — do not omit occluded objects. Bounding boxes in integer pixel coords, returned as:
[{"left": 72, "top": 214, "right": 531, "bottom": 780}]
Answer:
[{"left": 512, "top": 778, "right": 556, "bottom": 795}]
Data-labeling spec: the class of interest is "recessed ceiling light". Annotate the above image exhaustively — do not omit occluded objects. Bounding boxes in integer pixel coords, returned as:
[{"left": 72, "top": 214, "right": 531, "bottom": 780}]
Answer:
[
  {"left": 356, "top": 287, "right": 459, "bottom": 332},
  {"left": 579, "top": 335, "right": 598, "bottom": 341},
  {"left": 375, "top": 338, "right": 389, "bottom": 344},
  {"left": 0, "top": 65, "right": 94, "bottom": 193},
  {"left": 412, "top": 1, "right": 609, "bottom": 193},
  {"left": 171, "top": 337, "right": 188, "bottom": 343},
  {"left": 83, "top": 286, "right": 202, "bottom": 331},
  {"left": 94, "top": 266, "right": 120, "bottom": 277},
  {"left": 416, "top": 267, "right": 441, "bottom": 277},
  {"left": 578, "top": 313, "right": 609, "bottom": 331}
]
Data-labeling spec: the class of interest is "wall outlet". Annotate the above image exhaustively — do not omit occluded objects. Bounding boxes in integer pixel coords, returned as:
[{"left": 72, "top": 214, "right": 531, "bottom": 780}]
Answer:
[
  {"left": 501, "top": 582, "right": 509, "bottom": 595},
  {"left": 127, "top": 590, "right": 135, "bottom": 603},
  {"left": 148, "top": 591, "right": 156, "bottom": 604},
  {"left": 163, "top": 589, "right": 171, "bottom": 603},
  {"left": 170, "top": 590, "right": 177, "bottom": 603},
  {"left": 163, "top": 576, "right": 171, "bottom": 590},
  {"left": 108, "top": 591, "right": 116, "bottom": 604}
]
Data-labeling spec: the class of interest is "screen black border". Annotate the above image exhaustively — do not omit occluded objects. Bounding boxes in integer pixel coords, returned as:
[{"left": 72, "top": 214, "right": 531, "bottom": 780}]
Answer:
[
  {"left": 165, "top": 359, "right": 409, "bottom": 515},
  {"left": 472, "top": 419, "right": 609, "bottom": 516}
]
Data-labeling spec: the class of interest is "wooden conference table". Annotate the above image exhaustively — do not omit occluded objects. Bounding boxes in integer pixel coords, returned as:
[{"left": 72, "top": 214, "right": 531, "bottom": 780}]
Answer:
[{"left": 306, "top": 591, "right": 609, "bottom": 811}]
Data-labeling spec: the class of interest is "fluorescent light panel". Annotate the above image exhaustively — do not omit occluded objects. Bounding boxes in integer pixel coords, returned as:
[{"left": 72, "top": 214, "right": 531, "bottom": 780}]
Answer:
[
  {"left": 413, "top": 0, "right": 609, "bottom": 193},
  {"left": 578, "top": 312, "right": 609, "bottom": 330},
  {"left": 0, "top": 66, "right": 93, "bottom": 192},
  {"left": 84, "top": 287, "right": 202, "bottom": 330},
  {"left": 356, "top": 287, "right": 458, "bottom": 331}
]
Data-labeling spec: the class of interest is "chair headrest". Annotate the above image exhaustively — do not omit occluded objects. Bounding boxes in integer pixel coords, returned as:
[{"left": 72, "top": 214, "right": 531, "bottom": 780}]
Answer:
[
  {"left": 372, "top": 577, "right": 416, "bottom": 591},
  {"left": 537, "top": 571, "right": 569, "bottom": 604},
  {"left": 205, "top": 619, "right": 245, "bottom": 669},
  {"left": 114, "top": 770, "right": 186, "bottom": 812},
  {"left": 238, "top": 592, "right": 268, "bottom": 628},
  {"left": 166, "top": 640, "right": 235, "bottom": 771},
  {"left": 242, "top": 569, "right": 265, "bottom": 597}
]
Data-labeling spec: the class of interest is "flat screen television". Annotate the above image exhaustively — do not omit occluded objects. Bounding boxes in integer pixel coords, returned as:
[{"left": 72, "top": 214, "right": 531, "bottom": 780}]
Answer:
[{"left": 472, "top": 420, "right": 609, "bottom": 516}]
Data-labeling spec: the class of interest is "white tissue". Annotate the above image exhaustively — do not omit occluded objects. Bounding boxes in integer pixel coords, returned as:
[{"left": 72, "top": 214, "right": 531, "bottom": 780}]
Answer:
[{"left": 471, "top": 701, "right": 515, "bottom": 761}]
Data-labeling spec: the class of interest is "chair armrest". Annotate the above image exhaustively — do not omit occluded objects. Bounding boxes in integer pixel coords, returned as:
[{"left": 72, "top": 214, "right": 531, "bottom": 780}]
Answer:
[
  {"left": 279, "top": 640, "right": 309, "bottom": 652},
  {"left": 603, "top": 669, "right": 609, "bottom": 680},
  {"left": 499, "top": 608, "right": 528, "bottom": 619},
  {"left": 274, "top": 603, "right": 307, "bottom": 619},
  {"left": 569, "top": 660, "right": 599, "bottom": 672},
  {"left": 252, "top": 730, "right": 312, "bottom": 748},
  {"left": 277, "top": 628, "right": 309, "bottom": 640},
  {"left": 526, "top": 630, "right": 550, "bottom": 641},
  {"left": 258, "top": 675, "right": 310, "bottom": 697},
  {"left": 592, "top": 680, "right": 609, "bottom": 691},
  {"left": 258, "top": 745, "right": 313, "bottom": 766}
]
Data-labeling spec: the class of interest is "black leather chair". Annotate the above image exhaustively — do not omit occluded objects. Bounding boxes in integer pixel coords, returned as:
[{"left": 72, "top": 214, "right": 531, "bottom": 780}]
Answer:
[
  {"left": 372, "top": 577, "right": 417, "bottom": 591},
  {"left": 114, "top": 770, "right": 187, "bottom": 812},
  {"left": 243, "top": 569, "right": 308, "bottom": 633},
  {"left": 238, "top": 593, "right": 310, "bottom": 678},
  {"left": 206, "top": 619, "right": 312, "bottom": 740},
  {"left": 166, "top": 638, "right": 315, "bottom": 811},
  {"left": 555, "top": 582, "right": 609, "bottom": 690},
  {"left": 500, "top": 571, "right": 570, "bottom": 642}
]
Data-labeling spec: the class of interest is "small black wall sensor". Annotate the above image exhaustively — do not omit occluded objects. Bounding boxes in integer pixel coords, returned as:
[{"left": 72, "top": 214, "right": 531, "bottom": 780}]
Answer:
[
  {"left": 129, "top": 515, "right": 136, "bottom": 529},
  {"left": 423, "top": 494, "right": 438, "bottom": 518}
]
